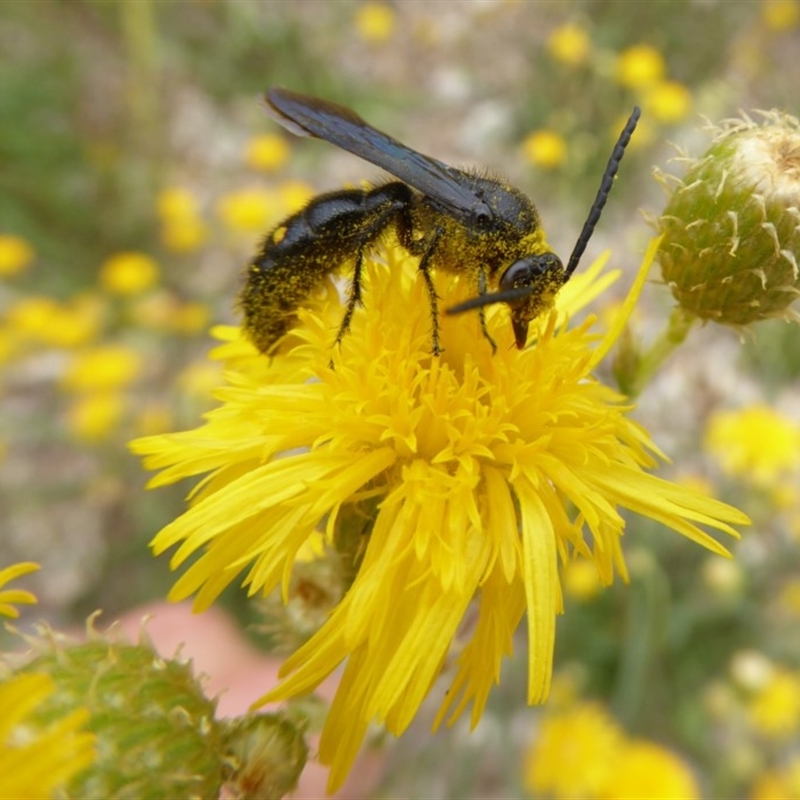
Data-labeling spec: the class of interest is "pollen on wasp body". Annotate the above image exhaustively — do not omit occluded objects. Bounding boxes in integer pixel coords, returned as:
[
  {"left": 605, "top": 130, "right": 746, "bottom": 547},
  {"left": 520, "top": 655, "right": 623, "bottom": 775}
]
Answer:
[{"left": 241, "top": 88, "right": 640, "bottom": 355}]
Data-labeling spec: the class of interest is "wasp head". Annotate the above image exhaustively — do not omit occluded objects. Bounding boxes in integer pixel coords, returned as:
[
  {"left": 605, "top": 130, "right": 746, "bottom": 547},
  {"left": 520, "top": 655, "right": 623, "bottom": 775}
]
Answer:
[{"left": 499, "top": 252, "right": 566, "bottom": 348}]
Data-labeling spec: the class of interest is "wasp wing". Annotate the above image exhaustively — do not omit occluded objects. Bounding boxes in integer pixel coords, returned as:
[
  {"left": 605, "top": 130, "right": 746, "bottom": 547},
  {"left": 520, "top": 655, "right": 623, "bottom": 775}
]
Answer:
[{"left": 265, "top": 88, "right": 486, "bottom": 222}]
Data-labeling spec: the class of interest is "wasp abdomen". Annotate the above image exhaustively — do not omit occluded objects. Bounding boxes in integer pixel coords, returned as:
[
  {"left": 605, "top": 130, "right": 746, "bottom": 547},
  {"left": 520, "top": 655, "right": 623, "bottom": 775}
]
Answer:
[{"left": 242, "top": 181, "right": 414, "bottom": 353}]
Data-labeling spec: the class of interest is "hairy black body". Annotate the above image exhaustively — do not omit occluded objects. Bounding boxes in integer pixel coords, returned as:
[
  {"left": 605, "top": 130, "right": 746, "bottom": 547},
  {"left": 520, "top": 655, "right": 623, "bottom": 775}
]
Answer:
[{"left": 243, "top": 89, "right": 639, "bottom": 355}]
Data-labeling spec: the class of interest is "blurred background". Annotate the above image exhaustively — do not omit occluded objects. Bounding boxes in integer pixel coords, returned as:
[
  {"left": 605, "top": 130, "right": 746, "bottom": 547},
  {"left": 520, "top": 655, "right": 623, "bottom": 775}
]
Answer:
[{"left": 2, "top": 2, "right": 800, "bottom": 797}]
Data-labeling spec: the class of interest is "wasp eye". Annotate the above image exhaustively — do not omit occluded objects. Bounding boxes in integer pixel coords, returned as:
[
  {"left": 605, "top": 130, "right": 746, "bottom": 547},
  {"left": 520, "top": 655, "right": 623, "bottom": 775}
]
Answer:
[{"left": 499, "top": 252, "right": 562, "bottom": 299}]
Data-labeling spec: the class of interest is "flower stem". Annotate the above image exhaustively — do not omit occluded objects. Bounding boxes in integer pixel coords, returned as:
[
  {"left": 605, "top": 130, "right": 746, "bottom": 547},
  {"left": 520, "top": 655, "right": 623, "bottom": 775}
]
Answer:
[{"left": 627, "top": 307, "right": 697, "bottom": 397}]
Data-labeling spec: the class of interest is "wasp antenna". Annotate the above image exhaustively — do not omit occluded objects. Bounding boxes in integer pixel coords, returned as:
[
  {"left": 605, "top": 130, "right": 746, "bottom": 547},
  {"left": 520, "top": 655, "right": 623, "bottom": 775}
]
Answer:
[
  {"left": 564, "top": 107, "right": 640, "bottom": 280},
  {"left": 445, "top": 286, "right": 536, "bottom": 315}
]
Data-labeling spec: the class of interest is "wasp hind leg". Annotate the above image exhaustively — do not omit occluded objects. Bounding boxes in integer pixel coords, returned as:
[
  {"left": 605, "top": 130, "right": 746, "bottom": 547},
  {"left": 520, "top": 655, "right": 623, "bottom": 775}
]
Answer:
[{"left": 333, "top": 248, "right": 366, "bottom": 350}]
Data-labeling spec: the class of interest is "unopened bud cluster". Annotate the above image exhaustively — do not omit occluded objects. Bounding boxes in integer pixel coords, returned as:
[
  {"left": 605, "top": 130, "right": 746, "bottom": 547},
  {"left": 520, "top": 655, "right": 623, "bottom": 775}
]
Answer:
[
  {"left": 17, "top": 634, "right": 223, "bottom": 798},
  {"left": 12, "top": 625, "right": 309, "bottom": 798},
  {"left": 657, "top": 111, "right": 800, "bottom": 326}
]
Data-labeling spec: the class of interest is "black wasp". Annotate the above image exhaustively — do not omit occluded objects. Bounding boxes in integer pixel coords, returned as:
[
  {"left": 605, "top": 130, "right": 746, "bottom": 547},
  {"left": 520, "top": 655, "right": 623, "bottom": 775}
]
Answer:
[{"left": 242, "top": 88, "right": 640, "bottom": 355}]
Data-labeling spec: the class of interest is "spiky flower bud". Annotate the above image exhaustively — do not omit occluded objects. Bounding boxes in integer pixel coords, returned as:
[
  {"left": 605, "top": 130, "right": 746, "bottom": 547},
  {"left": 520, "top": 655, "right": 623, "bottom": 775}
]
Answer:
[
  {"left": 17, "top": 630, "right": 223, "bottom": 799},
  {"left": 657, "top": 111, "right": 800, "bottom": 326},
  {"left": 220, "top": 713, "right": 308, "bottom": 799}
]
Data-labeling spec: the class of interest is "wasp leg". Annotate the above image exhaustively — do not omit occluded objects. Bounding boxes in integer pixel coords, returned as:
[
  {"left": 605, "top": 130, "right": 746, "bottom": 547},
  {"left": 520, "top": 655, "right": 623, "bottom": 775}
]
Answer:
[
  {"left": 415, "top": 226, "right": 445, "bottom": 356},
  {"left": 477, "top": 265, "right": 498, "bottom": 354},
  {"left": 333, "top": 248, "right": 365, "bottom": 348}
]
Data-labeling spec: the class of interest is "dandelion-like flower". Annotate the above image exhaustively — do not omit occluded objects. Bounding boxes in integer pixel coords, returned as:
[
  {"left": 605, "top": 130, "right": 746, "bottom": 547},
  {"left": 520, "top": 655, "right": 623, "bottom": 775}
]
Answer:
[{"left": 132, "top": 239, "right": 748, "bottom": 792}]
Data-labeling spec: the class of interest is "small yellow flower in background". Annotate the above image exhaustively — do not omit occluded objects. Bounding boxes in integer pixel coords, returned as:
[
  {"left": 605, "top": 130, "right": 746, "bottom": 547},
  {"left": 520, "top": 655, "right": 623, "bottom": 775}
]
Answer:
[
  {"left": 5, "top": 295, "right": 103, "bottom": 349},
  {"left": 0, "top": 233, "right": 35, "bottom": 277},
  {"left": 66, "top": 392, "right": 126, "bottom": 441},
  {"left": 246, "top": 133, "right": 291, "bottom": 172},
  {"left": 705, "top": 405, "right": 800, "bottom": 487},
  {"left": 132, "top": 237, "right": 747, "bottom": 792},
  {"left": 746, "top": 666, "right": 800, "bottom": 738},
  {"left": 217, "top": 187, "right": 281, "bottom": 233},
  {"left": 604, "top": 740, "right": 700, "bottom": 799},
  {"left": 524, "top": 702, "right": 624, "bottom": 797},
  {"left": 616, "top": 43, "right": 666, "bottom": 89},
  {"left": 156, "top": 187, "right": 209, "bottom": 252},
  {"left": 354, "top": 2, "right": 396, "bottom": 43},
  {"left": 99, "top": 251, "right": 160, "bottom": 296},
  {"left": 522, "top": 129, "right": 567, "bottom": 169},
  {"left": 547, "top": 22, "right": 591, "bottom": 67},
  {"left": 525, "top": 701, "right": 699, "bottom": 799},
  {"left": 644, "top": 80, "right": 692, "bottom": 124},
  {"left": 762, "top": 0, "right": 800, "bottom": 30},
  {"left": 0, "top": 561, "right": 39, "bottom": 618},
  {"left": 278, "top": 180, "right": 316, "bottom": 215},
  {"left": 750, "top": 760, "right": 800, "bottom": 800},
  {"left": 60, "top": 344, "right": 143, "bottom": 393},
  {"left": 0, "top": 673, "right": 96, "bottom": 799},
  {"left": 161, "top": 216, "right": 209, "bottom": 253},
  {"left": 157, "top": 186, "right": 201, "bottom": 220},
  {"left": 562, "top": 559, "right": 603, "bottom": 602}
]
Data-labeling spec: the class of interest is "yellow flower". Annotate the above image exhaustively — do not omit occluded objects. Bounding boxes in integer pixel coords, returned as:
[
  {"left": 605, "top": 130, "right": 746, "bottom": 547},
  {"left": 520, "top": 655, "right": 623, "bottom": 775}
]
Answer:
[
  {"left": 746, "top": 666, "right": 800, "bottom": 738},
  {"left": 0, "top": 562, "right": 39, "bottom": 618},
  {"left": 547, "top": 22, "right": 591, "bottom": 67},
  {"left": 705, "top": 405, "right": 800, "bottom": 486},
  {"left": 644, "top": 80, "right": 692, "bottom": 124},
  {"left": 157, "top": 186, "right": 201, "bottom": 220},
  {"left": 762, "top": 0, "right": 800, "bottom": 31},
  {"left": 99, "top": 251, "right": 160, "bottom": 296},
  {"left": 524, "top": 702, "right": 624, "bottom": 797},
  {"left": 132, "top": 239, "right": 747, "bottom": 792},
  {"left": 526, "top": 701, "right": 699, "bottom": 800},
  {"left": 522, "top": 129, "right": 567, "bottom": 169},
  {"left": 246, "top": 133, "right": 291, "bottom": 172},
  {"left": 354, "top": 2, "right": 396, "bottom": 43},
  {"left": 161, "top": 217, "right": 208, "bottom": 253},
  {"left": 5, "top": 295, "right": 102, "bottom": 349},
  {"left": 66, "top": 392, "right": 126, "bottom": 441},
  {"left": 60, "top": 344, "right": 143, "bottom": 393},
  {"left": 216, "top": 187, "right": 281, "bottom": 233},
  {"left": 562, "top": 558, "right": 603, "bottom": 601},
  {"left": 0, "top": 234, "right": 35, "bottom": 277},
  {"left": 0, "top": 672, "right": 96, "bottom": 798},
  {"left": 601, "top": 740, "right": 700, "bottom": 799},
  {"left": 278, "top": 180, "right": 316, "bottom": 216},
  {"left": 616, "top": 44, "right": 666, "bottom": 89}
]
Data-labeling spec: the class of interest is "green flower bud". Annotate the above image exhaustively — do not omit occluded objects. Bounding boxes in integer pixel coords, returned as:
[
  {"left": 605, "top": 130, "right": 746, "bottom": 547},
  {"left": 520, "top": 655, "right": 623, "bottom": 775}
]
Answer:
[
  {"left": 657, "top": 111, "right": 800, "bottom": 325},
  {"left": 17, "top": 630, "right": 223, "bottom": 799},
  {"left": 220, "top": 713, "right": 308, "bottom": 799}
]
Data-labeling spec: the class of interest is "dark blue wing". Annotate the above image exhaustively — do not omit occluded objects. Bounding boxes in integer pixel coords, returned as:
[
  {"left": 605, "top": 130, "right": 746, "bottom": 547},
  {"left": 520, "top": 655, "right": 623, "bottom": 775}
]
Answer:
[{"left": 265, "top": 88, "right": 486, "bottom": 222}]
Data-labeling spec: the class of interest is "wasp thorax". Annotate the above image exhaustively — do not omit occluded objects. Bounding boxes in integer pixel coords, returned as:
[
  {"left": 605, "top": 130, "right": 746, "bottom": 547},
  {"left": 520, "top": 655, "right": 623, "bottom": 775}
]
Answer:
[{"left": 657, "top": 111, "right": 800, "bottom": 327}]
